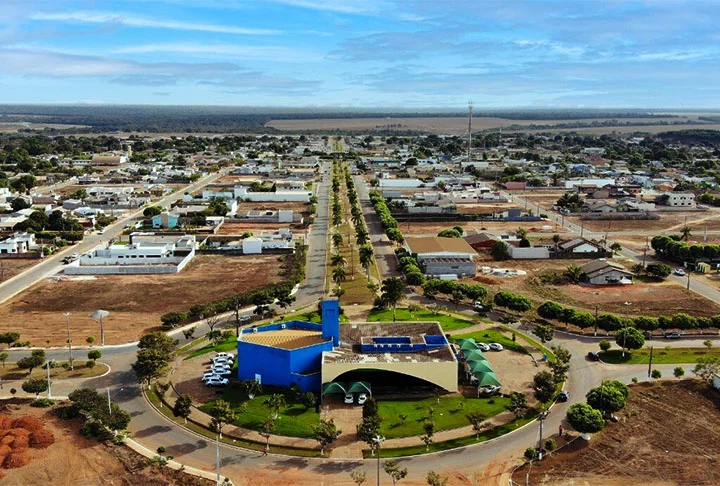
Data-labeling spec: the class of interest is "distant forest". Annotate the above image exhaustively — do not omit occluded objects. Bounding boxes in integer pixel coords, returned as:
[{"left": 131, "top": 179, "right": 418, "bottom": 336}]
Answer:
[{"left": 0, "top": 105, "right": 690, "bottom": 135}]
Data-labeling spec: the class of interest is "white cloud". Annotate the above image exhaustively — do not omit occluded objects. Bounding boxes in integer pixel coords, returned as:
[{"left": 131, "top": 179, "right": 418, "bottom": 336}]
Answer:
[
  {"left": 113, "top": 42, "right": 321, "bottom": 62},
  {"left": 31, "top": 11, "right": 279, "bottom": 35},
  {"left": 263, "top": 0, "right": 388, "bottom": 15}
]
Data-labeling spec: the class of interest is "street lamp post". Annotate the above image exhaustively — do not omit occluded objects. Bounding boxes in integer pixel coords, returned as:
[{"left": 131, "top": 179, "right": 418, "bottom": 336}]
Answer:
[
  {"left": 90, "top": 310, "right": 109, "bottom": 347},
  {"left": 46, "top": 359, "right": 51, "bottom": 399},
  {"left": 537, "top": 411, "right": 550, "bottom": 460},
  {"left": 372, "top": 435, "right": 385, "bottom": 486},
  {"left": 63, "top": 312, "right": 73, "bottom": 370}
]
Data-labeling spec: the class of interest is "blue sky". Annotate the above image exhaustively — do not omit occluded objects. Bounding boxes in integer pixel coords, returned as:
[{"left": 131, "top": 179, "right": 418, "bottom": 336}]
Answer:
[{"left": 1, "top": 0, "right": 719, "bottom": 108}]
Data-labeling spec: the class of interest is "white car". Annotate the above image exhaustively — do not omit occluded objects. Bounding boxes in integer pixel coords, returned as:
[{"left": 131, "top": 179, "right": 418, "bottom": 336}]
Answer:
[
  {"left": 206, "top": 377, "right": 229, "bottom": 387},
  {"left": 476, "top": 342, "right": 490, "bottom": 352},
  {"left": 215, "top": 352, "right": 234, "bottom": 359},
  {"left": 211, "top": 363, "right": 232, "bottom": 372},
  {"left": 489, "top": 343, "right": 504, "bottom": 351},
  {"left": 98, "top": 228, "right": 106, "bottom": 235},
  {"left": 344, "top": 394, "right": 354, "bottom": 404},
  {"left": 357, "top": 393, "right": 368, "bottom": 405},
  {"left": 211, "top": 368, "right": 232, "bottom": 377},
  {"left": 478, "top": 385, "right": 501, "bottom": 395},
  {"left": 212, "top": 357, "right": 234, "bottom": 365},
  {"left": 202, "top": 372, "right": 221, "bottom": 382},
  {"left": 674, "top": 268, "right": 686, "bottom": 276}
]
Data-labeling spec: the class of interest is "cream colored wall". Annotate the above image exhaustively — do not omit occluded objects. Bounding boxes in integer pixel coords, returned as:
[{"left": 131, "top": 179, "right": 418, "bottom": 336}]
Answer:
[{"left": 322, "top": 360, "right": 458, "bottom": 392}]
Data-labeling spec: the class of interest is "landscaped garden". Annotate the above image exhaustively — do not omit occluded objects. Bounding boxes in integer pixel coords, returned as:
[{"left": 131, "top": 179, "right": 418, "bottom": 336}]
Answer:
[
  {"left": 600, "top": 346, "right": 720, "bottom": 364},
  {"left": 377, "top": 395, "right": 511, "bottom": 438},
  {"left": 199, "top": 385, "right": 320, "bottom": 438},
  {"left": 367, "top": 307, "right": 476, "bottom": 331},
  {"left": 452, "top": 327, "right": 530, "bottom": 354}
]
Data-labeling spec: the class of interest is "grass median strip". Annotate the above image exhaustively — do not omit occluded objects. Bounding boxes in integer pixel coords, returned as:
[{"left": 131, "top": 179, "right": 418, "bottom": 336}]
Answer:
[
  {"left": 368, "top": 308, "right": 475, "bottom": 331},
  {"left": 600, "top": 347, "right": 720, "bottom": 364}
]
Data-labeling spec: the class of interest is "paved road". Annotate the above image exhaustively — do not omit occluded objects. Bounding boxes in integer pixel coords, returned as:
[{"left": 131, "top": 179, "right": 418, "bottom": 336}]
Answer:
[
  {"left": 0, "top": 169, "right": 229, "bottom": 306},
  {"left": 353, "top": 174, "right": 397, "bottom": 280}
]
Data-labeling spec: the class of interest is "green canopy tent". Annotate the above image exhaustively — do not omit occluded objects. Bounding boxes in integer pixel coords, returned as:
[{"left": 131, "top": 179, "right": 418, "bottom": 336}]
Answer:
[
  {"left": 466, "top": 360, "right": 494, "bottom": 374},
  {"left": 347, "top": 381, "right": 372, "bottom": 396},
  {"left": 321, "top": 382, "right": 348, "bottom": 396},
  {"left": 463, "top": 349, "right": 486, "bottom": 361},
  {"left": 473, "top": 371, "right": 502, "bottom": 387},
  {"left": 458, "top": 339, "right": 478, "bottom": 352}
]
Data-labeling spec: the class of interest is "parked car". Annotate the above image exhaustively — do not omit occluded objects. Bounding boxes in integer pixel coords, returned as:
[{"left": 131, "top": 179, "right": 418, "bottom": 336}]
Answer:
[
  {"left": 674, "top": 268, "right": 686, "bottom": 276},
  {"left": 557, "top": 390, "right": 569, "bottom": 402},
  {"left": 664, "top": 332, "right": 681, "bottom": 339},
  {"left": 215, "top": 352, "right": 234, "bottom": 360},
  {"left": 205, "top": 377, "right": 229, "bottom": 387},
  {"left": 489, "top": 343, "right": 504, "bottom": 351},
  {"left": 98, "top": 228, "right": 105, "bottom": 235},
  {"left": 478, "top": 385, "right": 501, "bottom": 395},
  {"left": 587, "top": 351, "right": 600, "bottom": 361},
  {"left": 211, "top": 368, "right": 232, "bottom": 377},
  {"left": 344, "top": 394, "right": 354, "bottom": 404},
  {"left": 70, "top": 253, "right": 79, "bottom": 260},
  {"left": 210, "top": 364, "right": 232, "bottom": 373},
  {"left": 212, "top": 356, "right": 234, "bottom": 365},
  {"left": 474, "top": 301, "right": 485, "bottom": 311},
  {"left": 476, "top": 343, "right": 490, "bottom": 352},
  {"left": 202, "top": 372, "right": 221, "bottom": 382},
  {"left": 357, "top": 393, "right": 368, "bottom": 405},
  {"left": 239, "top": 316, "right": 251, "bottom": 324}
]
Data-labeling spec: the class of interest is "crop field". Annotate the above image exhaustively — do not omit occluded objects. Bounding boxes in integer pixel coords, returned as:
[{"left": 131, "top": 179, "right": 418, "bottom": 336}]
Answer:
[
  {"left": 0, "top": 255, "right": 286, "bottom": 346},
  {"left": 513, "top": 380, "right": 720, "bottom": 485}
]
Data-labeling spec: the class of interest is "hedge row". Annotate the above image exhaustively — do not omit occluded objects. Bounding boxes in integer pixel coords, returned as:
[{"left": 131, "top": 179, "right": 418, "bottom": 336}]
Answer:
[
  {"left": 396, "top": 248, "right": 425, "bottom": 285},
  {"left": 537, "top": 300, "right": 720, "bottom": 332},
  {"left": 369, "top": 191, "right": 404, "bottom": 244},
  {"left": 651, "top": 235, "right": 720, "bottom": 262},
  {"left": 493, "top": 291, "right": 532, "bottom": 313},
  {"left": 421, "top": 278, "right": 487, "bottom": 301}
]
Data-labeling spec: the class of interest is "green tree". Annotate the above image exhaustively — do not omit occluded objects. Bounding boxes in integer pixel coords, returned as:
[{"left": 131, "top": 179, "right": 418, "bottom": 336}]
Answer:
[
  {"left": 87, "top": 350, "right": 102, "bottom": 362},
  {"left": 143, "top": 206, "right": 163, "bottom": 217},
  {"left": 673, "top": 366, "right": 685, "bottom": 378},
  {"left": 489, "top": 241, "right": 510, "bottom": 261},
  {"left": 263, "top": 393, "right": 286, "bottom": 419},
  {"left": 332, "top": 266, "right": 347, "bottom": 285},
  {"left": 615, "top": 327, "right": 645, "bottom": 353},
  {"left": 550, "top": 345, "right": 572, "bottom": 383},
  {"left": 208, "top": 399, "right": 235, "bottom": 438},
  {"left": 426, "top": 471, "right": 449, "bottom": 486},
  {"left": 564, "top": 264, "right": 583, "bottom": 283},
  {"left": 703, "top": 339, "right": 713, "bottom": 352},
  {"left": 533, "top": 371, "right": 557, "bottom": 403},
  {"left": 693, "top": 356, "right": 720, "bottom": 382},
  {"left": 17, "top": 350, "right": 46, "bottom": 374},
  {"left": 506, "top": 392, "right": 528, "bottom": 418},
  {"left": 437, "top": 229, "right": 462, "bottom": 238},
  {"left": 586, "top": 383, "right": 627, "bottom": 415},
  {"left": 21, "top": 377, "right": 48, "bottom": 398},
  {"left": 609, "top": 242, "right": 623, "bottom": 254},
  {"left": 0, "top": 352, "right": 9, "bottom": 369},
  {"left": 384, "top": 460, "right": 408, "bottom": 485},
  {"left": 465, "top": 411, "right": 486, "bottom": 440},
  {"left": 243, "top": 380, "right": 262, "bottom": 399},
  {"left": 421, "top": 421, "right": 435, "bottom": 450},
  {"left": 631, "top": 263, "right": 645, "bottom": 277},
  {"left": 350, "top": 470, "right": 367, "bottom": 485},
  {"left": 173, "top": 394, "right": 193, "bottom": 424},
  {"left": 332, "top": 233, "right": 343, "bottom": 248},
  {"left": 651, "top": 369, "right": 662, "bottom": 379},
  {"left": 599, "top": 340, "right": 611, "bottom": 352},
  {"left": 132, "top": 349, "right": 170, "bottom": 388},
  {"left": 313, "top": 419, "right": 341, "bottom": 456},
  {"left": 566, "top": 403, "right": 604, "bottom": 434},
  {"left": 381, "top": 277, "right": 406, "bottom": 321},
  {"left": 646, "top": 263, "right": 672, "bottom": 279},
  {"left": 532, "top": 324, "right": 554, "bottom": 344}
]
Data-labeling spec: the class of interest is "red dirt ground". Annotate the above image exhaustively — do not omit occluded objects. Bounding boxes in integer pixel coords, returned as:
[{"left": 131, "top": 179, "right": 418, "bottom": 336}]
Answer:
[{"left": 512, "top": 380, "right": 720, "bottom": 485}]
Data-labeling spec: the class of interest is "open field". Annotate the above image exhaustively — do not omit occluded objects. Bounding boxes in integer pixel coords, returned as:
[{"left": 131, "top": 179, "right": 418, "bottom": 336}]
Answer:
[
  {"left": 401, "top": 220, "right": 561, "bottom": 236},
  {"left": 0, "top": 255, "right": 285, "bottom": 346},
  {"left": 0, "top": 401, "right": 212, "bottom": 485},
  {"left": 462, "top": 254, "right": 720, "bottom": 318},
  {"left": 512, "top": 380, "right": 720, "bottom": 485},
  {"left": 236, "top": 201, "right": 310, "bottom": 213},
  {"left": 217, "top": 221, "right": 305, "bottom": 235},
  {"left": 570, "top": 210, "right": 714, "bottom": 233},
  {"left": 266, "top": 116, "right": 704, "bottom": 134},
  {"left": 0, "top": 259, "right": 42, "bottom": 283},
  {"left": 0, "top": 122, "right": 89, "bottom": 133}
]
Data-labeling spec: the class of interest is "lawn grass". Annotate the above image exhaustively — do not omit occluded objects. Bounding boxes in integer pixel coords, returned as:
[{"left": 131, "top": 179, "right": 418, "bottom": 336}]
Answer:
[
  {"left": 184, "top": 335, "right": 237, "bottom": 361},
  {"left": 0, "top": 361, "right": 108, "bottom": 380},
  {"left": 279, "top": 310, "right": 350, "bottom": 324},
  {"left": 146, "top": 387, "right": 320, "bottom": 457},
  {"left": 452, "top": 328, "right": 529, "bottom": 355},
  {"left": 378, "top": 395, "right": 511, "bottom": 439},
  {"left": 367, "top": 308, "right": 475, "bottom": 331},
  {"left": 600, "top": 347, "right": 720, "bottom": 364},
  {"left": 365, "top": 408, "right": 540, "bottom": 458},
  {"left": 200, "top": 385, "right": 319, "bottom": 438}
]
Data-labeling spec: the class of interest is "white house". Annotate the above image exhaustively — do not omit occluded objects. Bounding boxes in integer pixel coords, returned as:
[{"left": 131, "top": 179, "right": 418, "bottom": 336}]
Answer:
[
  {"left": 233, "top": 185, "right": 311, "bottom": 202},
  {"left": 0, "top": 233, "right": 38, "bottom": 255},
  {"left": 660, "top": 192, "right": 696, "bottom": 208}
]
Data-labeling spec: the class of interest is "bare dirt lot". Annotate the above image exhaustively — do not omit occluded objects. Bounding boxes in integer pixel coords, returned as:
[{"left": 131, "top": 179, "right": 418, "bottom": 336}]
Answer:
[
  {"left": 0, "top": 255, "right": 286, "bottom": 346},
  {"left": 237, "top": 201, "right": 309, "bottom": 213},
  {"left": 0, "top": 259, "right": 41, "bottom": 282},
  {"left": 217, "top": 221, "right": 304, "bottom": 236},
  {"left": 0, "top": 401, "right": 211, "bottom": 485},
  {"left": 513, "top": 380, "right": 720, "bottom": 485},
  {"left": 570, "top": 210, "right": 713, "bottom": 233},
  {"left": 403, "top": 220, "right": 563, "bottom": 236},
  {"left": 463, "top": 254, "right": 720, "bottom": 319}
]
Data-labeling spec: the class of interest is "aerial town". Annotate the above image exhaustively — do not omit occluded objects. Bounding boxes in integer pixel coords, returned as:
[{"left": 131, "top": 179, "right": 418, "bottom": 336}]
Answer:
[{"left": 1, "top": 1, "right": 719, "bottom": 485}]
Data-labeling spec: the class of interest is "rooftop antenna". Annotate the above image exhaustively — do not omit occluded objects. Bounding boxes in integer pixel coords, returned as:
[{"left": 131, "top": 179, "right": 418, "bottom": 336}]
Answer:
[{"left": 467, "top": 101, "right": 473, "bottom": 162}]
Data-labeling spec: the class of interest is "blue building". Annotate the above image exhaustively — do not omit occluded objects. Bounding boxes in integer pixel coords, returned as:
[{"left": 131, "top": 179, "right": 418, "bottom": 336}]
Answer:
[{"left": 237, "top": 299, "right": 458, "bottom": 394}]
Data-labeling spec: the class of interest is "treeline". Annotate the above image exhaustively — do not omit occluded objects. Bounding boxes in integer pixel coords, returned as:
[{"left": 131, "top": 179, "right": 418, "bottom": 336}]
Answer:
[
  {"left": 421, "top": 279, "right": 487, "bottom": 302},
  {"left": 369, "top": 191, "right": 404, "bottom": 244},
  {"left": 538, "top": 300, "right": 720, "bottom": 332},
  {"left": 651, "top": 234, "right": 720, "bottom": 262}
]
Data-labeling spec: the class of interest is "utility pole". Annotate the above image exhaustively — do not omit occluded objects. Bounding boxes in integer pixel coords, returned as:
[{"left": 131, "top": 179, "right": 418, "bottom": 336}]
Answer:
[
  {"left": 46, "top": 361, "right": 51, "bottom": 399},
  {"left": 216, "top": 433, "right": 221, "bottom": 486},
  {"left": 64, "top": 312, "right": 73, "bottom": 370},
  {"left": 537, "top": 411, "right": 550, "bottom": 460},
  {"left": 467, "top": 101, "right": 473, "bottom": 163},
  {"left": 647, "top": 346, "right": 654, "bottom": 380},
  {"left": 373, "top": 435, "right": 385, "bottom": 486}
]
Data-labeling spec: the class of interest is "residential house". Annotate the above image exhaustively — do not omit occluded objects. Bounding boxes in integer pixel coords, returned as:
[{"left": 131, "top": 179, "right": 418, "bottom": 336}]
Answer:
[
  {"left": 464, "top": 231, "right": 498, "bottom": 251},
  {"left": 580, "top": 259, "right": 633, "bottom": 285},
  {"left": 152, "top": 211, "right": 181, "bottom": 229},
  {"left": 0, "top": 233, "right": 38, "bottom": 255},
  {"left": 657, "top": 192, "right": 696, "bottom": 208},
  {"left": 404, "top": 237, "right": 477, "bottom": 278}
]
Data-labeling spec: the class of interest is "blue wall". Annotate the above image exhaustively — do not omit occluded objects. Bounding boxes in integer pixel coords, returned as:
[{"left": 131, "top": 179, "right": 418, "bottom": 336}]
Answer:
[
  {"left": 237, "top": 319, "right": 333, "bottom": 392},
  {"left": 321, "top": 299, "right": 340, "bottom": 346}
]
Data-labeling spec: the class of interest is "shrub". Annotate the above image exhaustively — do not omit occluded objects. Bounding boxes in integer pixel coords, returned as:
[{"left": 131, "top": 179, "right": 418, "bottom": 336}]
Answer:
[
  {"left": 86, "top": 360, "right": 96, "bottom": 369},
  {"left": 673, "top": 366, "right": 685, "bottom": 378},
  {"left": 30, "top": 398, "right": 53, "bottom": 408},
  {"left": 651, "top": 369, "right": 662, "bottom": 379},
  {"left": 524, "top": 447, "right": 538, "bottom": 460},
  {"left": 544, "top": 438, "right": 556, "bottom": 452},
  {"left": 56, "top": 405, "right": 80, "bottom": 420},
  {"left": 599, "top": 340, "right": 611, "bottom": 352}
]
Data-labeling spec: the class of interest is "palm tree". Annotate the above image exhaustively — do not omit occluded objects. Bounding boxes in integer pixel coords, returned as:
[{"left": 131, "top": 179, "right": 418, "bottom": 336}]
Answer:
[
  {"left": 609, "top": 242, "right": 623, "bottom": 255},
  {"left": 263, "top": 393, "right": 286, "bottom": 419},
  {"left": 359, "top": 244, "right": 374, "bottom": 279},
  {"left": 332, "top": 233, "right": 343, "bottom": 248},
  {"left": 381, "top": 277, "right": 406, "bottom": 321},
  {"left": 564, "top": 264, "right": 583, "bottom": 283},
  {"left": 680, "top": 226, "right": 692, "bottom": 241},
  {"left": 356, "top": 229, "right": 369, "bottom": 246},
  {"left": 516, "top": 227, "right": 528, "bottom": 239},
  {"left": 631, "top": 263, "right": 645, "bottom": 277},
  {"left": 331, "top": 253, "right": 347, "bottom": 268},
  {"left": 332, "top": 267, "right": 347, "bottom": 285}
]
